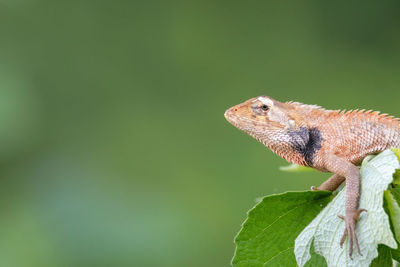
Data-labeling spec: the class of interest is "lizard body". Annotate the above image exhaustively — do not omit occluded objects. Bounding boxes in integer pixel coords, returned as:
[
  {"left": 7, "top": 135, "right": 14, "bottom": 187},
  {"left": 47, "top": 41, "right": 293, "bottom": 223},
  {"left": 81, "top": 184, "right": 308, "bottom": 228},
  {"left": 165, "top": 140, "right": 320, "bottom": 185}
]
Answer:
[{"left": 224, "top": 96, "right": 400, "bottom": 258}]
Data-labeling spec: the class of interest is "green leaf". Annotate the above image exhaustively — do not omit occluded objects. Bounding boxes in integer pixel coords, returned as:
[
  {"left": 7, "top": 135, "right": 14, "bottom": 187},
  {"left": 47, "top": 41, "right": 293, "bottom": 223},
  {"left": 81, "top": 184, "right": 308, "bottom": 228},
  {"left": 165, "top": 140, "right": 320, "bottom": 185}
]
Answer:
[
  {"left": 295, "top": 149, "right": 399, "bottom": 267},
  {"left": 279, "top": 164, "right": 314, "bottom": 172},
  {"left": 391, "top": 148, "right": 400, "bottom": 186},
  {"left": 390, "top": 187, "right": 400, "bottom": 201},
  {"left": 383, "top": 189, "right": 400, "bottom": 263},
  {"left": 304, "top": 245, "right": 327, "bottom": 267},
  {"left": 385, "top": 189, "right": 400, "bottom": 243},
  {"left": 383, "top": 189, "right": 400, "bottom": 262},
  {"left": 232, "top": 191, "right": 332, "bottom": 267},
  {"left": 370, "top": 245, "right": 393, "bottom": 267},
  {"left": 391, "top": 245, "right": 400, "bottom": 262}
]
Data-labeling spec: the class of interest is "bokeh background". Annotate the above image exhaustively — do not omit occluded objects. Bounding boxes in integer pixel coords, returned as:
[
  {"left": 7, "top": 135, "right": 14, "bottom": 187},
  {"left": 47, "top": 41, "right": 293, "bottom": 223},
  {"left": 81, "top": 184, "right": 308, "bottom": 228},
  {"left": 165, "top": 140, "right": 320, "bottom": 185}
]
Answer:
[{"left": 1, "top": 1, "right": 400, "bottom": 266}]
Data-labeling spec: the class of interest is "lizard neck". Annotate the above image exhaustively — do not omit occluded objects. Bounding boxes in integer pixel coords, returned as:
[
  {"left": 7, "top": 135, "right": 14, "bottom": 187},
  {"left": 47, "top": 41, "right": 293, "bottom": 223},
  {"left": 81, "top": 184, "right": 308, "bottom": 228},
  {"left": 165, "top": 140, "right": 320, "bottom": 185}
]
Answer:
[{"left": 257, "top": 126, "right": 321, "bottom": 167}]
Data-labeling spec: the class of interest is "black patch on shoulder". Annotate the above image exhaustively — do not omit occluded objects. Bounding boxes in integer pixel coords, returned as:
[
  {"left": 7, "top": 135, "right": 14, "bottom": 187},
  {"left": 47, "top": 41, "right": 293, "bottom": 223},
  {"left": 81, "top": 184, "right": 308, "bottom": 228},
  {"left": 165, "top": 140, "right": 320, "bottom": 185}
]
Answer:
[{"left": 288, "top": 127, "right": 322, "bottom": 166}]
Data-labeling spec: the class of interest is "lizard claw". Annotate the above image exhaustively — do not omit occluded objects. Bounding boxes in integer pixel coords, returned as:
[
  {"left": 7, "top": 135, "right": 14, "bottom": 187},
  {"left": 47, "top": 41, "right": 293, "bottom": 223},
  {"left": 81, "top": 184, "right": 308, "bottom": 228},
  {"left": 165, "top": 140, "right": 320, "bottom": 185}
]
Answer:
[
  {"left": 338, "top": 209, "right": 367, "bottom": 259},
  {"left": 310, "top": 186, "right": 320, "bottom": 191}
]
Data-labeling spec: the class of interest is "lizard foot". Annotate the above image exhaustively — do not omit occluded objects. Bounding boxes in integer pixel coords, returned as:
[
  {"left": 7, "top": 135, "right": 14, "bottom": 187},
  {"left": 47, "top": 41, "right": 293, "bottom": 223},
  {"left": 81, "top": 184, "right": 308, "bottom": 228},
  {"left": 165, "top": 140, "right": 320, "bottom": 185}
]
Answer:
[{"left": 338, "top": 209, "right": 367, "bottom": 259}]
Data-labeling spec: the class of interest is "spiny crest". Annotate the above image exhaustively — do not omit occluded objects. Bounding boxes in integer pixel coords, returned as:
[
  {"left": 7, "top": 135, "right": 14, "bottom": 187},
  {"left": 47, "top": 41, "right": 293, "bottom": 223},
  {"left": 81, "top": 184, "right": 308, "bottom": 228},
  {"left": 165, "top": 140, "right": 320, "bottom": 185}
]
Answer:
[
  {"left": 287, "top": 101, "right": 400, "bottom": 123},
  {"left": 336, "top": 109, "right": 400, "bottom": 122}
]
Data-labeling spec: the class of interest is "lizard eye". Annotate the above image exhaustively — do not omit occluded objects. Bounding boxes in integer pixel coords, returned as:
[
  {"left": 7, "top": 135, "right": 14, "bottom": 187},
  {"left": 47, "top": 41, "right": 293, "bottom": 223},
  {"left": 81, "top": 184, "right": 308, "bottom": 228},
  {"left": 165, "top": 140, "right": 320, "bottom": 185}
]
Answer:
[{"left": 261, "top": 104, "right": 269, "bottom": 111}]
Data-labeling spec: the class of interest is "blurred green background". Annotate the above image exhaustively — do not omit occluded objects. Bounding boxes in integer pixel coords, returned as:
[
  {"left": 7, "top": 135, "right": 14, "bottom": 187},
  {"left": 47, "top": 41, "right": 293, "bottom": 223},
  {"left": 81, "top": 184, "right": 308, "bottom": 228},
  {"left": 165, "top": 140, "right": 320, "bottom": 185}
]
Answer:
[{"left": 1, "top": 1, "right": 400, "bottom": 266}]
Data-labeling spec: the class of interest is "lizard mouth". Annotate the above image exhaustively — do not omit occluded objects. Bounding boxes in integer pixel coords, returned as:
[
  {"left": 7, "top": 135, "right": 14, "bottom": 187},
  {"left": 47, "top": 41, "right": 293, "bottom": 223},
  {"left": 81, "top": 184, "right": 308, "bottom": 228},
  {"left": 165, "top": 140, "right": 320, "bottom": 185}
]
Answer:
[
  {"left": 224, "top": 110, "right": 272, "bottom": 148},
  {"left": 224, "top": 109, "right": 242, "bottom": 127},
  {"left": 224, "top": 109, "right": 234, "bottom": 122},
  {"left": 224, "top": 109, "right": 260, "bottom": 132}
]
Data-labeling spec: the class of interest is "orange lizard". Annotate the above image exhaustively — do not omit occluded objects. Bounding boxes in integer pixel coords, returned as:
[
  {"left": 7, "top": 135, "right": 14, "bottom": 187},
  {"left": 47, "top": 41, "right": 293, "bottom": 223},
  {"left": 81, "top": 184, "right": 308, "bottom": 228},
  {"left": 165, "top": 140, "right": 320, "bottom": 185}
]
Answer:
[{"left": 224, "top": 96, "right": 400, "bottom": 258}]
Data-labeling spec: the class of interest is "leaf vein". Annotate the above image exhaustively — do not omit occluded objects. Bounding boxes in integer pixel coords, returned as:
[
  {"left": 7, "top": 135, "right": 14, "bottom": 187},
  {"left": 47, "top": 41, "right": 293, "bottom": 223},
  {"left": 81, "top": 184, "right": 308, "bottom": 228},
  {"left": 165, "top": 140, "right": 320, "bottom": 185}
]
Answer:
[{"left": 262, "top": 246, "right": 294, "bottom": 266}]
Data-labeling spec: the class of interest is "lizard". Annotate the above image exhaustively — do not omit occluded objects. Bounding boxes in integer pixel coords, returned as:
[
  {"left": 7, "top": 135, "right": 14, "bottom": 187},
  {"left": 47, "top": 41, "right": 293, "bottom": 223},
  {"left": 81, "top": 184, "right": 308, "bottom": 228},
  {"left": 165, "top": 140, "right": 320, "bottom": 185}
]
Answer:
[{"left": 224, "top": 95, "right": 400, "bottom": 259}]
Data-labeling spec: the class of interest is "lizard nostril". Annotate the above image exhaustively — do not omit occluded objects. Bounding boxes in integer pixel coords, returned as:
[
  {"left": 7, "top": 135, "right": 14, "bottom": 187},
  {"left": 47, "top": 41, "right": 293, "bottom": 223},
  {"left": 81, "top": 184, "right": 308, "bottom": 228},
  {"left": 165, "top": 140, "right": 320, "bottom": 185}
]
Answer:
[{"left": 234, "top": 108, "right": 238, "bottom": 111}]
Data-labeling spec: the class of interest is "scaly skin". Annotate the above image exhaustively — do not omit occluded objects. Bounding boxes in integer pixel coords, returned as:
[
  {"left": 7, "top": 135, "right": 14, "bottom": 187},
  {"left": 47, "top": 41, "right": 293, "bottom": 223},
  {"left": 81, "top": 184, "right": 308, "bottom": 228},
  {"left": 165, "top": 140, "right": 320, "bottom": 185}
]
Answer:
[{"left": 224, "top": 96, "right": 400, "bottom": 259}]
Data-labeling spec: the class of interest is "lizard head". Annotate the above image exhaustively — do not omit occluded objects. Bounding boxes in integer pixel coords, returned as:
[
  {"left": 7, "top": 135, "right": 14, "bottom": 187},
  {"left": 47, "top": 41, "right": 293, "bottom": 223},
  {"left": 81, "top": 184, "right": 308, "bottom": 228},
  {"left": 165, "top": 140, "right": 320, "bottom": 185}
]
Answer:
[
  {"left": 224, "top": 96, "right": 322, "bottom": 166},
  {"left": 224, "top": 96, "right": 294, "bottom": 135},
  {"left": 224, "top": 95, "right": 299, "bottom": 152}
]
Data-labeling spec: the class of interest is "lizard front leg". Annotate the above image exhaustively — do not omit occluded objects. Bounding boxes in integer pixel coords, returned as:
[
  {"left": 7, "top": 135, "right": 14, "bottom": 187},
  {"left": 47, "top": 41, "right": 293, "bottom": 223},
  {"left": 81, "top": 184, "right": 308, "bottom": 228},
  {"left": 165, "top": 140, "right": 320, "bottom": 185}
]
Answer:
[
  {"left": 323, "top": 154, "right": 366, "bottom": 258},
  {"left": 311, "top": 174, "right": 345, "bottom": 191}
]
